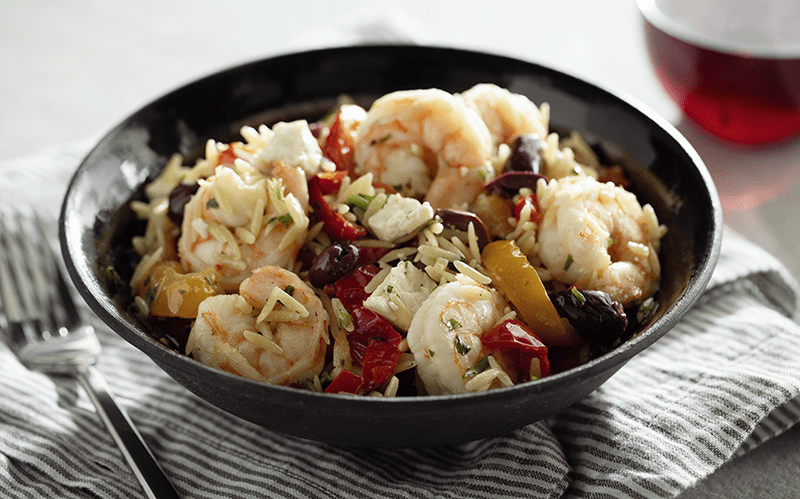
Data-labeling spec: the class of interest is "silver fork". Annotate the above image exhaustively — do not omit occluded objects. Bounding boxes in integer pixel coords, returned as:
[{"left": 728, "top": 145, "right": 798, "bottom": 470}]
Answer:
[{"left": 0, "top": 212, "right": 182, "bottom": 499}]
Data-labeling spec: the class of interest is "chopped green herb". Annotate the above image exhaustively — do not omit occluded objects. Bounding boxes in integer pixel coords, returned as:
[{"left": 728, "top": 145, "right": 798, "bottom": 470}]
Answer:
[
  {"left": 463, "top": 355, "right": 491, "bottom": 378},
  {"left": 570, "top": 287, "right": 586, "bottom": 304},
  {"left": 444, "top": 318, "right": 462, "bottom": 331},
  {"left": 428, "top": 349, "right": 435, "bottom": 357},
  {"left": 206, "top": 198, "right": 219, "bottom": 209},
  {"left": 304, "top": 379, "right": 322, "bottom": 392},
  {"left": 203, "top": 276, "right": 214, "bottom": 286},
  {"left": 269, "top": 213, "right": 293, "bottom": 227},
  {"left": 337, "top": 308, "right": 353, "bottom": 330},
  {"left": 275, "top": 186, "right": 284, "bottom": 201},
  {"left": 454, "top": 335, "right": 471, "bottom": 356},
  {"left": 477, "top": 169, "right": 487, "bottom": 181},
  {"left": 563, "top": 254, "right": 574, "bottom": 271},
  {"left": 386, "top": 285, "right": 394, "bottom": 293},
  {"left": 607, "top": 237, "right": 615, "bottom": 248},
  {"left": 284, "top": 285, "right": 295, "bottom": 296},
  {"left": 346, "top": 193, "right": 376, "bottom": 211},
  {"left": 377, "top": 133, "right": 392, "bottom": 144}
]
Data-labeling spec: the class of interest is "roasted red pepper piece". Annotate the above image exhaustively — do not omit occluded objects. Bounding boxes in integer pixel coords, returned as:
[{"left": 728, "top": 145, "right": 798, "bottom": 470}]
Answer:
[
  {"left": 322, "top": 105, "right": 367, "bottom": 175},
  {"left": 333, "top": 264, "right": 380, "bottom": 364},
  {"left": 324, "top": 329, "right": 401, "bottom": 394},
  {"left": 355, "top": 246, "right": 392, "bottom": 267},
  {"left": 324, "top": 369, "right": 364, "bottom": 394},
  {"left": 309, "top": 174, "right": 367, "bottom": 241},
  {"left": 315, "top": 171, "right": 349, "bottom": 195},
  {"left": 333, "top": 265, "right": 380, "bottom": 312},
  {"left": 482, "top": 319, "right": 550, "bottom": 380},
  {"left": 334, "top": 309, "right": 401, "bottom": 390},
  {"left": 331, "top": 265, "right": 402, "bottom": 389},
  {"left": 349, "top": 305, "right": 399, "bottom": 343},
  {"left": 513, "top": 193, "right": 544, "bottom": 223},
  {"left": 351, "top": 308, "right": 402, "bottom": 390},
  {"left": 361, "top": 336, "right": 402, "bottom": 391}
]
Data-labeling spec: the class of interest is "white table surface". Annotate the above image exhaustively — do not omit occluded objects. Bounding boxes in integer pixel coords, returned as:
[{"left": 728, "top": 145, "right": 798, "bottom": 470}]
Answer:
[{"left": 3, "top": 1, "right": 800, "bottom": 497}]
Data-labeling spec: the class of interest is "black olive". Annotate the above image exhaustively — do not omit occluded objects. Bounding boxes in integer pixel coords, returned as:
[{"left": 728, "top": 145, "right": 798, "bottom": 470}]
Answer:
[
  {"left": 550, "top": 288, "right": 628, "bottom": 347},
  {"left": 435, "top": 209, "right": 490, "bottom": 251},
  {"left": 167, "top": 183, "right": 200, "bottom": 225},
  {"left": 506, "top": 134, "right": 545, "bottom": 173},
  {"left": 307, "top": 242, "right": 360, "bottom": 288},
  {"left": 484, "top": 171, "right": 546, "bottom": 198}
]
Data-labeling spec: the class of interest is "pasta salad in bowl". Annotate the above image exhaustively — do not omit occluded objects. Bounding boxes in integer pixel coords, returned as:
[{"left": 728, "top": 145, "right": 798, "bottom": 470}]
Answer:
[{"left": 60, "top": 46, "right": 721, "bottom": 447}]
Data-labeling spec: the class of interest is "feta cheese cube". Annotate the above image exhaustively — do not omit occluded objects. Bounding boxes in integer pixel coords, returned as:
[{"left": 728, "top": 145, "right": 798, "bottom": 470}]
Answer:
[
  {"left": 367, "top": 194, "right": 434, "bottom": 243},
  {"left": 364, "top": 261, "right": 437, "bottom": 331},
  {"left": 259, "top": 120, "right": 323, "bottom": 176}
]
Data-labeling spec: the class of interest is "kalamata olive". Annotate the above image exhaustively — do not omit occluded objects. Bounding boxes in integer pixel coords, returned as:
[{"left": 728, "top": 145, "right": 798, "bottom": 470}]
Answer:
[
  {"left": 307, "top": 242, "right": 360, "bottom": 288},
  {"left": 435, "top": 209, "right": 490, "bottom": 251},
  {"left": 167, "top": 183, "right": 199, "bottom": 225},
  {"left": 549, "top": 287, "right": 628, "bottom": 347},
  {"left": 506, "top": 134, "right": 544, "bottom": 173},
  {"left": 484, "top": 171, "right": 546, "bottom": 198}
]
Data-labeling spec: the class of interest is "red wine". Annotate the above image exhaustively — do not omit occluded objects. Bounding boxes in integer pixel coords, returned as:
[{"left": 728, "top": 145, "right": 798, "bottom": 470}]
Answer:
[{"left": 642, "top": 9, "right": 800, "bottom": 145}]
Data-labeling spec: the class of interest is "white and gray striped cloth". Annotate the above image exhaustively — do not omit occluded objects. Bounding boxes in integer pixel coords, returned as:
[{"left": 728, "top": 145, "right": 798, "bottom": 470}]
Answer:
[{"left": 1, "top": 140, "right": 799, "bottom": 499}]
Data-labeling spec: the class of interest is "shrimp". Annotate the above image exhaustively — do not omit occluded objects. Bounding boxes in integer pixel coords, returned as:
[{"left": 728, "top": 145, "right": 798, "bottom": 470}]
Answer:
[
  {"left": 353, "top": 88, "right": 494, "bottom": 210},
  {"left": 406, "top": 274, "right": 510, "bottom": 395},
  {"left": 260, "top": 159, "right": 309, "bottom": 211},
  {"left": 536, "top": 175, "right": 667, "bottom": 305},
  {"left": 185, "top": 265, "right": 329, "bottom": 386},
  {"left": 460, "top": 83, "right": 548, "bottom": 149},
  {"left": 178, "top": 162, "right": 309, "bottom": 292},
  {"left": 460, "top": 84, "right": 599, "bottom": 180}
]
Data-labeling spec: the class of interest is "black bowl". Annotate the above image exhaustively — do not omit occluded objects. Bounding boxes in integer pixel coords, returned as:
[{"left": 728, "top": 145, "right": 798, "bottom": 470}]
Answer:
[{"left": 60, "top": 45, "right": 722, "bottom": 447}]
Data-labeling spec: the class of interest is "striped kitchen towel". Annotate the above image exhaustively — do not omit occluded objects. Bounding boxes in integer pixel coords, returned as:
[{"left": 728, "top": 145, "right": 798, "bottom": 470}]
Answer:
[{"left": 1, "top": 136, "right": 799, "bottom": 499}]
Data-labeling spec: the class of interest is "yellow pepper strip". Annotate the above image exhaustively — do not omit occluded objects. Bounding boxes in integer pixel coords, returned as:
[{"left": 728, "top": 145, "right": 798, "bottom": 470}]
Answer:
[
  {"left": 138, "top": 261, "right": 223, "bottom": 318},
  {"left": 482, "top": 240, "right": 585, "bottom": 348}
]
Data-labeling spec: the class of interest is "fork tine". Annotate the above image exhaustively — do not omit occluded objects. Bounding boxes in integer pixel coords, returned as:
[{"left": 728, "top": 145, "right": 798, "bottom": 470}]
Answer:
[
  {"left": 18, "top": 214, "right": 54, "bottom": 306},
  {"left": 31, "top": 213, "right": 82, "bottom": 333},
  {"left": 34, "top": 213, "right": 81, "bottom": 328},
  {"left": 15, "top": 213, "right": 63, "bottom": 339},
  {"left": 0, "top": 214, "right": 47, "bottom": 348},
  {"left": 4, "top": 215, "right": 41, "bottom": 324}
]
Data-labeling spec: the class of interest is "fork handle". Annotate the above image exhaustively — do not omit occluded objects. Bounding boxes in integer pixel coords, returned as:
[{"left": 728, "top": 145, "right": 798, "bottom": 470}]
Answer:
[{"left": 77, "top": 365, "right": 182, "bottom": 499}]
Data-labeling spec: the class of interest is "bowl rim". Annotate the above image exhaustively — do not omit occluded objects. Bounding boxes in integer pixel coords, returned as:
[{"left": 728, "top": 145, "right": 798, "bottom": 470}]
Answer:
[{"left": 59, "top": 43, "right": 723, "bottom": 410}]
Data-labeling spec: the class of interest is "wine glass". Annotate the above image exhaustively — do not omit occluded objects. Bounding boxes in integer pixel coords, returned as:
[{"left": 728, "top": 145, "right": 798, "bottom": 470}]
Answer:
[{"left": 637, "top": 0, "right": 800, "bottom": 145}]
